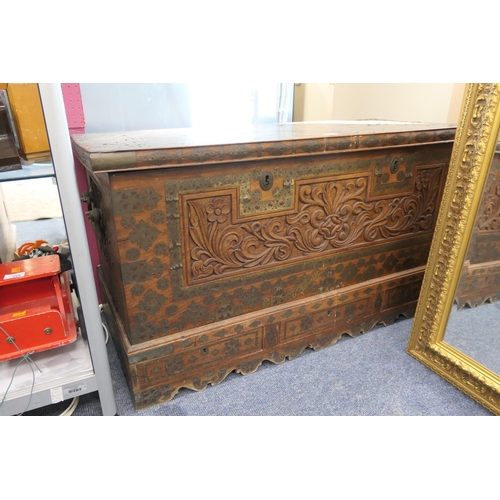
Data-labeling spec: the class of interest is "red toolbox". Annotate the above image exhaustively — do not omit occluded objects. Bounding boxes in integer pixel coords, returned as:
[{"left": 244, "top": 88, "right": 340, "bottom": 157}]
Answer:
[{"left": 0, "top": 255, "right": 77, "bottom": 362}]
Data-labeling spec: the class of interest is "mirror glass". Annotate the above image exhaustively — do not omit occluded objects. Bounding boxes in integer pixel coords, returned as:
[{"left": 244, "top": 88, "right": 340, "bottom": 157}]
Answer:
[{"left": 444, "top": 127, "right": 500, "bottom": 374}]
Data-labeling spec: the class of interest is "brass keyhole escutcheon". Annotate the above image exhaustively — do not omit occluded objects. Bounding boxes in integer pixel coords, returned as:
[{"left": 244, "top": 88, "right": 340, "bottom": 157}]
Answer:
[
  {"left": 390, "top": 158, "right": 401, "bottom": 174},
  {"left": 259, "top": 171, "right": 274, "bottom": 191}
]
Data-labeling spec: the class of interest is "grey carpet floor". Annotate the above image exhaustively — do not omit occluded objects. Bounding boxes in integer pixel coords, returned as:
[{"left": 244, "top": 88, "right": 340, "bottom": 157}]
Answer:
[{"left": 11, "top": 219, "right": 495, "bottom": 416}]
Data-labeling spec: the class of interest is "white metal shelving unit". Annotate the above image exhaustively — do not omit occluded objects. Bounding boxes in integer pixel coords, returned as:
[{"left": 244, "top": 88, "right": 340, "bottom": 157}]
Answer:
[{"left": 0, "top": 84, "right": 116, "bottom": 416}]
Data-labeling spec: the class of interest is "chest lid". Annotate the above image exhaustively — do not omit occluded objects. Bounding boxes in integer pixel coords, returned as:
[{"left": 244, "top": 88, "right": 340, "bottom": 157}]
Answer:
[{"left": 70, "top": 120, "right": 456, "bottom": 173}]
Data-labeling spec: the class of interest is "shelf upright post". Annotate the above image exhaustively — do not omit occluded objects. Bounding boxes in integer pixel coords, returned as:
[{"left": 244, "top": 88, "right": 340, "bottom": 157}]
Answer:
[{"left": 37, "top": 83, "right": 117, "bottom": 416}]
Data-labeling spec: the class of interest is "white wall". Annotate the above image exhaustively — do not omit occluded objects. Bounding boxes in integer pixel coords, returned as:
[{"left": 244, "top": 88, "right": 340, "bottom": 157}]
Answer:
[
  {"left": 294, "top": 83, "right": 466, "bottom": 124},
  {"left": 0, "top": 184, "right": 17, "bottom": 263},
  {"left": 293, "top": 83, "right": 335, "bottom": 121}
]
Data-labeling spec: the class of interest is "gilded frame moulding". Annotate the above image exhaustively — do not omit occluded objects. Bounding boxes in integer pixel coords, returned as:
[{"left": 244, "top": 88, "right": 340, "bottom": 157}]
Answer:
[{"left": 407, "top": 83, "right": 500, "bottom": 415}]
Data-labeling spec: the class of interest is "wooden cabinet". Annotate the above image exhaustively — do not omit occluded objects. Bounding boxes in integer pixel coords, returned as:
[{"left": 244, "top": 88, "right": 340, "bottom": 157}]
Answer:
[
  {"left": 1, "top": 83, "right": 50, "bottom": 162},
  {"left": 72, "top": 121, "right": 456, "bottom": 410}
]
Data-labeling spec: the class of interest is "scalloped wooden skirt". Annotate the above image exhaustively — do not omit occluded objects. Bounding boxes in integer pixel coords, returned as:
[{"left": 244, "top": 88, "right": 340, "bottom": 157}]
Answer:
[{"left": 100, "top": 265, "right": 424, "bottom": 411}]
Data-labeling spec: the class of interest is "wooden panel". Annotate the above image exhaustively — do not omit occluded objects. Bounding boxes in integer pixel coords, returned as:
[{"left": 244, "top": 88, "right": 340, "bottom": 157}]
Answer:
[
  {"left": 6, "top": 83, "right": 50, "bottom": 161},
  {"left": 90, "top": 144, "right": 449, "bottom": 346}
]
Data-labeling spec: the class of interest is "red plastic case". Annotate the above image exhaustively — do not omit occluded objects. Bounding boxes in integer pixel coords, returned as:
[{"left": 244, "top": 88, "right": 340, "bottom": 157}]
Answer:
[{"left": 0, "top": 255, "right": 78, "bottom": 362}]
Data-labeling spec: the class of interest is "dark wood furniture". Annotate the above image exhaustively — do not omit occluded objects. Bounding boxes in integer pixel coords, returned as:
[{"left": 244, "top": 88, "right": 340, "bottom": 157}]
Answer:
[{"left": 71, "top": 121, "right": 456, "bottom": 410}]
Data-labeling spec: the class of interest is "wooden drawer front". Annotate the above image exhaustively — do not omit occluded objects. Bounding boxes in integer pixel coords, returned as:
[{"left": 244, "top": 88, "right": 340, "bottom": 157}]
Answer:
[
  {"left": 455, "top": 261, "right": 500, "bottom": 308},
  {"left": 137, "top": 329, "right": 262, "bottom": 388},
  {"left": 282, "top": 298, "right": 371, "bottom": 343},
  {"left": 383, "top": 281, "right": 421, "bottom": 310}
]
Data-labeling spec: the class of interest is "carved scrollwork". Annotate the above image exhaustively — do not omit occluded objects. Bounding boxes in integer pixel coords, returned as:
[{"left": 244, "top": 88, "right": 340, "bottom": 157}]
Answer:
[
  {"left": 476, "top": 171, "right": 500, "bottom": 232},
  {"left": 186, "top": 168, "right": 442, "bottom": 282}
]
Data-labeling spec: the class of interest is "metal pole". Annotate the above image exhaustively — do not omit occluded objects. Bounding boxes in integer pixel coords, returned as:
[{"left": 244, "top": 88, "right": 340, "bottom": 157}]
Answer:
[{"left": 38, "top": 83, "right": 117, "bottom": 416}]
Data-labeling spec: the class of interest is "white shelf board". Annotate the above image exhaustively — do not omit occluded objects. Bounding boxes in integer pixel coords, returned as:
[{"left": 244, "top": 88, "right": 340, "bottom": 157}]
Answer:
[{"left": 0, "top": 332, "right": 96, "bottom": 415}]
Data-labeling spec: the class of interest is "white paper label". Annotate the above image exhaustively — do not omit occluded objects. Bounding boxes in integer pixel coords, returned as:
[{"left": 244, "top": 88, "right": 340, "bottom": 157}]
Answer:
[
  {"left": 50, "top": 386, "right": 64, "bottom": 404},
  {"left": 4, "top": 272, "right": 26, "bottom": 280}
]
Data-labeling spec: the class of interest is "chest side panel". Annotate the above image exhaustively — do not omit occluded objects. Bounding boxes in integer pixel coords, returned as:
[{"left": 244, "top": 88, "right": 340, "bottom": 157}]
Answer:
[{"left": 86, "top": 172, "right": 132, "bottom": 333}]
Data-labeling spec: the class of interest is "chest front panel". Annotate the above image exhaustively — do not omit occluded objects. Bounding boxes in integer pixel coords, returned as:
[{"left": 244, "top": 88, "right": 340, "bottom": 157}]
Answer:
[{"left": 91, "top": 144, "right": 450, "bottom": 346}]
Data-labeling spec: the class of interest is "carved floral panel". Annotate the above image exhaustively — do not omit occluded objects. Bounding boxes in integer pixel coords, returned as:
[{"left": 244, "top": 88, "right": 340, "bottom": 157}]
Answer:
[{"left": 183, "top": 167, "right": 443, "bottom": 284}]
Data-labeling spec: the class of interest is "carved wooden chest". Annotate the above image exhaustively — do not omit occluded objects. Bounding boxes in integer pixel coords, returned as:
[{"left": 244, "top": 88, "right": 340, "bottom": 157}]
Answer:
[{"left": 71, "top": 121, "right": 455, "bottom": 410}]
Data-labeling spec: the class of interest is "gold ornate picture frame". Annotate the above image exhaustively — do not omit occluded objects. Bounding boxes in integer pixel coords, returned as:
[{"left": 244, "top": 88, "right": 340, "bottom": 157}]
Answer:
[{"left": 407, "top": 83, "right": 500, "bottom": 415}]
